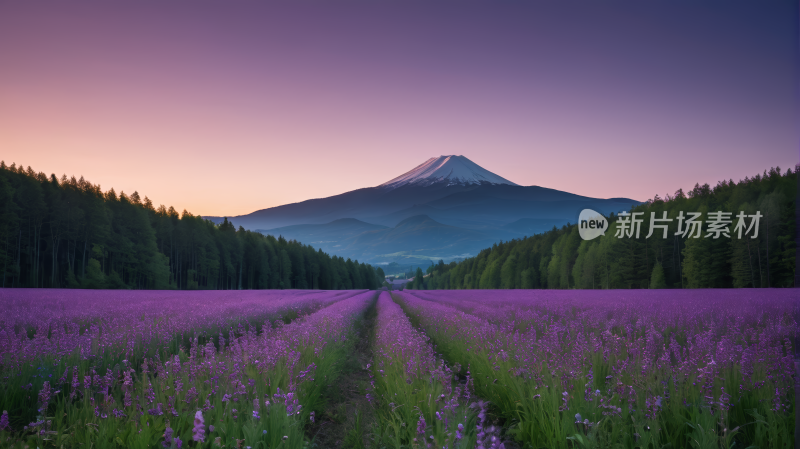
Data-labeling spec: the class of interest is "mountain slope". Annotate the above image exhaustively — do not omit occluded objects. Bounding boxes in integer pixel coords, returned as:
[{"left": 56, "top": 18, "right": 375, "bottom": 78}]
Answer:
[
  {"left": 341, "top": 215, "right": 497, "bottom": 263},
  {"left": 204, "top": 183, "right": 479, "bottom": 230},
  {"left": 257, "top": 218, "right": 388, "bottom": 252},
  {"left": 256, "top": 215, "right": 499, "bottom": 264},
  {"left": 361, "top": 184, "right": 637, "bottom": 229}
]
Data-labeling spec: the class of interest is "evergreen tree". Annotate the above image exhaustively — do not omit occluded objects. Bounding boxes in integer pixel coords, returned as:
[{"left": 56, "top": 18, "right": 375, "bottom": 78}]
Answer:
[{"left": 650, "top": 262, "right": 666, "bottom": 289}]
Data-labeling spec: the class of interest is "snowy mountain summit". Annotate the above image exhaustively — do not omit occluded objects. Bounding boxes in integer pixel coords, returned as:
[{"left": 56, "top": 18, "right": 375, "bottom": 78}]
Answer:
[{"left": 379, "top": 155, "right": 519, "bottom": 189}]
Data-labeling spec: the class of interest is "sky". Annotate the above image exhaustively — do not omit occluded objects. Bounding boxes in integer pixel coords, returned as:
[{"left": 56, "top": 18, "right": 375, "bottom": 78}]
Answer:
[{"left": 1, "top": 1, "right": 797, "bottom": 216}]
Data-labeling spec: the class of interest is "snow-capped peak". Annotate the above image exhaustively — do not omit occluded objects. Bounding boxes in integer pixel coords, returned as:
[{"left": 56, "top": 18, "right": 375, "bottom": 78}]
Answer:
[{"left": 379, "top": 155, "right": 518, "bottom": 189}]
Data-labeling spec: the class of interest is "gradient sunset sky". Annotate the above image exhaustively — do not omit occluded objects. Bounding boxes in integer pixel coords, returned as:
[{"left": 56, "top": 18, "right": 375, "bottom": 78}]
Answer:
[{"left": 1, "top": 2, "right": 797, "bottom": 216}]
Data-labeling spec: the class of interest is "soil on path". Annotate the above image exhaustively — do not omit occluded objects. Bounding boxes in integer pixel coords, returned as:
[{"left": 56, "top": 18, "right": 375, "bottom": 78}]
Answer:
[{"left": 307, "top": 299, "right": 378, "bottom": 449}]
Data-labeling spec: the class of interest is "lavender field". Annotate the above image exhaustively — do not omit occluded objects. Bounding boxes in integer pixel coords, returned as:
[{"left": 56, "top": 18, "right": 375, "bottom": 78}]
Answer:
[
  {"left": 390, "top": 290, "right": 797, "bottom": 449},
  {"left": 0, "top": 288, "right": 796, "bottom": 448},
  {"left": 0, "top": 289, "right": 376, "bottom": 448}
]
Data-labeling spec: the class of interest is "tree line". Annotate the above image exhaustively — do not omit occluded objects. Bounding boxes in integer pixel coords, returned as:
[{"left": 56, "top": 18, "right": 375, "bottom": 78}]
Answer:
[
  {"left": 408, "top": 166, "right": 796, "bottom": 290},
  {"left": 0, "top": 162, "right": 383, "bottom": 290}
]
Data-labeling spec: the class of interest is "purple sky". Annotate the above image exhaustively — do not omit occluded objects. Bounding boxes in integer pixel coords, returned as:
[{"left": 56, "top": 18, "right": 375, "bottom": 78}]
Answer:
[{"left": 1, "top": 1, "right": 797, "bottom": 215}]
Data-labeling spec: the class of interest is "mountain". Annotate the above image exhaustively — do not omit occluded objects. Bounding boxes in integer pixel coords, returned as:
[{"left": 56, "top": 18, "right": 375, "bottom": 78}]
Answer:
[
  {"left": 204, "top": 156, "right": 640, "bottom": 264},
  {"left": 257, "top": 218, "right": 388, "bottom": 254},
  {"left": 502, "top": 217, "right": 569, "bottom": 235},
  {"left": 379, "top": 155, "right": 518, "bottom": 188},
  {"left": 346, "top": 215, "right": 497, "bottom": 263},
  {"left": 361, "top": 184, "right": 634, "bottom": 229},
  {"left": 259, "top": 215, "right": 497, "bottom": 265}
]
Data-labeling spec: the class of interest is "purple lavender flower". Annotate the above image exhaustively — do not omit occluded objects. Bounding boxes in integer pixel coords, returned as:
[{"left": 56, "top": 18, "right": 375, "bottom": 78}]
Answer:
[
  {"left": 37, "top": 381, "right": 52, "bottom": 413},
  {"left": 163, "top": 426, "right": 174, "bottom": 448},
  {"left": 0, "top": 410, "right": 9, "bottom": 431},
  {"left": 70, "top": 366, "right": 80, "bottom": 400},
  {"left": 416, "top": 415, "right": 426, "bottom": 435},
  {"left": 148, "top": 403, "right": 164, "bottom": 416},
  {"left": 193, "top": 410, "right": 205, "bottom": 442}
]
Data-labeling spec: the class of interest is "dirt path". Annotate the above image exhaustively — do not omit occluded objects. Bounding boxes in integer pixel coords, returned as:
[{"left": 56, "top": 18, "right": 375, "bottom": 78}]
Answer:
[{"left": 307, "top": 298, "right": 378, "bottom": 448}]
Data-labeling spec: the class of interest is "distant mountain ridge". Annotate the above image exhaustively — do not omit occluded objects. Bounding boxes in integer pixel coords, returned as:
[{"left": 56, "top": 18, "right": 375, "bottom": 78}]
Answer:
[
  {"left": 205, "top": 156, "right": 640, "bottom": 265},
  {"left": 257, "top": 218, "right": 387, "bottom": 252},
  {"left": 260, "top": 214, "right": 497, "bottom": 264}
]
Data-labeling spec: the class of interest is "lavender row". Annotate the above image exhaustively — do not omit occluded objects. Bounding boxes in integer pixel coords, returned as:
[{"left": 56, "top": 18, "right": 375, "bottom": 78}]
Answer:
[
  {"left": 407, "top": 288, "right": 796, "bottom": 324},
  {"left": 0, "top": 289, "right": 364, "bottom": 366},
  {"left": 405, "top": 289, "right": 796, "bottom": 372},
  {"left": 370, "top": 292, "right": 506, "bottom": 448}
]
